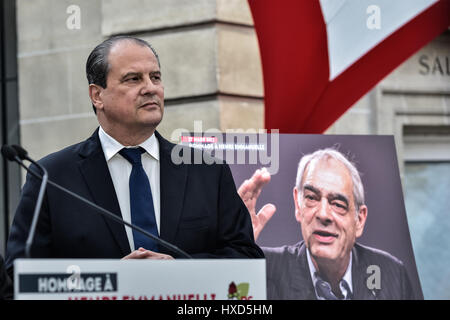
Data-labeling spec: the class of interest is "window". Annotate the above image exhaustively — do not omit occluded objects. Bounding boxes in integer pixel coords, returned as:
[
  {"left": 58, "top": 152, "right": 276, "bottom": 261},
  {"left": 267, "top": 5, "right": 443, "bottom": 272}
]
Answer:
[{"left": 403, "top": 126, "right": 450, "bottom": 299}]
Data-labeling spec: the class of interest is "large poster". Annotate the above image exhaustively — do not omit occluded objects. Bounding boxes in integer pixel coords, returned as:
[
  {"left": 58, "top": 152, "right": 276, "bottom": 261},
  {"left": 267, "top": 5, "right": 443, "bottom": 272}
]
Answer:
[{"left": 182, "top": 133, "right": 423, "bottom": 299}]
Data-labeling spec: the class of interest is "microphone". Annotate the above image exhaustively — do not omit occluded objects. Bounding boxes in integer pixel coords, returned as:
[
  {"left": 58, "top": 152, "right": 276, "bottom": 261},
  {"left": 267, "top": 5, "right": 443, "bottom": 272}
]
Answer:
[
  {"left": 1, "top": 145, "right": 48, "bottom": 259},
  {"left": 11, "top": 144, "right": 28, "bottom": 160},
  {"left": 1, "top": 145, "right": 18, "bottom": 162},
  {"left": 2, "top": 144, "right": 192, "bottom": 259}
]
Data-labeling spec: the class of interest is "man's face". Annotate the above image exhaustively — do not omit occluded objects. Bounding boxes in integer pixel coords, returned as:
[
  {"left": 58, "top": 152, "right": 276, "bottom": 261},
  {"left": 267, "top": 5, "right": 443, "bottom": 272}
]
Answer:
[
  {"left": 92, "top": 40, "right": 164, "bottom": 135},
  {"left": 294, "top": 157, "right": 367, "bottom": 265}
]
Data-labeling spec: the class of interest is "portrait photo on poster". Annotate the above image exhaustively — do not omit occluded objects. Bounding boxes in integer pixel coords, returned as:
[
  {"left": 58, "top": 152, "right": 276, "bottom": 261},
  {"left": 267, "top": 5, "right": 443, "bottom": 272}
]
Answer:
[{"left": 190, "top": 133, "right": 425, "bottom": 300}]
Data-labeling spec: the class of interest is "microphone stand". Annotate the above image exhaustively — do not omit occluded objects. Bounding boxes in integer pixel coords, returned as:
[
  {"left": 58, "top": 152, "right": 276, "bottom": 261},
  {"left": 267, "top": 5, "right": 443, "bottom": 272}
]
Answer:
[
  {"left": 5, "top": 145, "right": 192, "bottom": 259},
  {"left": 24, "top": 160, "right": 48, "bottom": 259}
]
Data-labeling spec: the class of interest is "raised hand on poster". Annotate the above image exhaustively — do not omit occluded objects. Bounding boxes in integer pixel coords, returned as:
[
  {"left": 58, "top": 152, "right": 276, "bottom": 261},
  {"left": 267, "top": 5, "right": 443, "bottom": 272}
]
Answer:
[{"left": 237, "top": 168, "right": 276, "bottom": 240}]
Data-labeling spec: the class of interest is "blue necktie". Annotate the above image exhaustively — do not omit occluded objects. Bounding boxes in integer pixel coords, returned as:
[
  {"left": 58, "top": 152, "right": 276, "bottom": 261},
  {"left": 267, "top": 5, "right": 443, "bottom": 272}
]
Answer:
[
  {"left": 315, "top": 278, "right": 339, "bottom": 300},
  {"left": 119, "top": 147, "right": 159, "bottom": 252},
  {"left": 315, "top": 274, "right": 353, "bottom": 300}
]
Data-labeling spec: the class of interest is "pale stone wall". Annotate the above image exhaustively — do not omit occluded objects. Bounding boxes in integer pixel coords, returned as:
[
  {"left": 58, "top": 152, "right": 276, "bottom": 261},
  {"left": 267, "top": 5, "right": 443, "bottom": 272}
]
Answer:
[
  {"left": 16, "top": 0, "right": 449, "bottom": 169},
  {"left": 17, "top": 0, "right": 263, "bottom": 162},
  {"left": 15, "top": 1, "right": 449, "bottom": 298},
  {"left": 17, "top": 0, "right": 101, "bottom": 161},
  {"left": 326, "top": 31, "right": 450, "bottom": 178}
]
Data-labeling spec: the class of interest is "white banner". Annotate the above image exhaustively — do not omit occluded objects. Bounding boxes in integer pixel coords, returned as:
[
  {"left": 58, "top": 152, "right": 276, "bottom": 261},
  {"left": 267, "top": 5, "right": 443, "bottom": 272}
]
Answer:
[{"left": 14, "top": 259, "right": 266, "bottom": 300}]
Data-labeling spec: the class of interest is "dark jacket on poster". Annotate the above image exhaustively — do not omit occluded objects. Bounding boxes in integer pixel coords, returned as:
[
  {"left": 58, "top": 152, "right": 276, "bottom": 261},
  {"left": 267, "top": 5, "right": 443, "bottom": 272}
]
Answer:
[{"left": 263, "top": 241, "right": 419, "bottom": 300}]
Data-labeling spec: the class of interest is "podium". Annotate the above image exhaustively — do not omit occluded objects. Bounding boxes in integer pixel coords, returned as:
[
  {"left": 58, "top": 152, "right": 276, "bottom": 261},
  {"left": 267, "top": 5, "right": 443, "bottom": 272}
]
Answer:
[{"left": 14, "top": 259, "right": 266, "bottom": 300}]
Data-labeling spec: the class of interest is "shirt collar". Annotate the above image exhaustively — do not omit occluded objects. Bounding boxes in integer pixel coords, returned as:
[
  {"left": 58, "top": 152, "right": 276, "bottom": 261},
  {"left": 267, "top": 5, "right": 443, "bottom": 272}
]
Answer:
[
  {"left": 98, "top": 126, "right": 160, "bottom": 161},
  {"left": 306, "top": 247, "right": 353, "bottom": 299}
]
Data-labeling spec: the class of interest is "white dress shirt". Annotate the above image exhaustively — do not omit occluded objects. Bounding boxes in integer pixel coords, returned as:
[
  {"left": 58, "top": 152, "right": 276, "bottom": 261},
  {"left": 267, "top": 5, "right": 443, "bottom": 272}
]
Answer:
[
  {"left": 307, "top": 248, "right": 353, "bottom": 299},
  {"left": 98, "top": 126, "right": 161, "bottom": 252}
]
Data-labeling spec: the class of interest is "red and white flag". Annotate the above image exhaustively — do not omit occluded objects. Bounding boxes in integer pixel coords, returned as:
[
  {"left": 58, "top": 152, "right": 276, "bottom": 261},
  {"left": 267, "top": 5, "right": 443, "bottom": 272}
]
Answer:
[{"left": 248, "top": 0, "right": 450, "bottom": 133}]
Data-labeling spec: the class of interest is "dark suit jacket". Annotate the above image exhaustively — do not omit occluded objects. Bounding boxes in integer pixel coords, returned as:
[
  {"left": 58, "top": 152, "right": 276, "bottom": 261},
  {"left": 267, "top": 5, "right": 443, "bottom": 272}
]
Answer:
[
  {"left": 263, "top": 241, "right": 419, "bottom": 300},
  {"left": 6, "top": 129, "right": 263, "bottom": 278}
]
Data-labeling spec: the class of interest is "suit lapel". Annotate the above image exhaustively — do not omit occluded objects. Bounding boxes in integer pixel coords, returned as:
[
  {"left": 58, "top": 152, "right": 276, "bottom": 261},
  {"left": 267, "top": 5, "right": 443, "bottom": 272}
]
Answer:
[
  {"left": 77, "top": 129, "right": 130, "bottom": 256},
  {"left": 289, "top": 242, "right": 317, "bottom": 300},
  {"left": 156, "top": 131, "right": 188, "bottom": 247},
  {"left": 287, "top": 242, "right": 377, "bottom": 300},
  {"left": 351, "top": 245, "right": 376, "bottom": 300}
]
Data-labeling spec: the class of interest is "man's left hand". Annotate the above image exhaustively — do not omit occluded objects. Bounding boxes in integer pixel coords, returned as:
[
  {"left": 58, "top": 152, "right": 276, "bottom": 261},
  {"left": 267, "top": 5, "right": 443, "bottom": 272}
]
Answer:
[{"left": 121, "top": 247, "right": 174, "bottom": 260}]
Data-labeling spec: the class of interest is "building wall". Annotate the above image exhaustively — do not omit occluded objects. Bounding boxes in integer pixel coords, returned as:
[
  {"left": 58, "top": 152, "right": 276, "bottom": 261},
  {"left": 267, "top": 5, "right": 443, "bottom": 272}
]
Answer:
[
  {"left": 17, "top": 0, "right": 102, "bottom": 161},
  {"left": 17, "top": 0, "right": 263, "bottom": 163},
  {"left": 327, "top": 30, "right": 450, "bottom": 176},
  {"left": 17, "top": 0, "right": 449, "bottom": 165},
  {"left": 15, "top": 0, "right": 450, "bottom": 298}
]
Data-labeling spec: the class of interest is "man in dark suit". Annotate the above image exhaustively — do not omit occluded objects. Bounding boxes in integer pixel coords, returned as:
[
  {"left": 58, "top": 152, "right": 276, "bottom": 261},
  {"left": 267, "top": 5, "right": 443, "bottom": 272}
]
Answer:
[
  {"left": 239, "top": 148, "right": 419, "bottom": 299},
  {"left": 5, "top": 36, "right": 263, "bottom": 278},
  {"left": 263, "top": 241, "right": 415, "bottom": 300}
]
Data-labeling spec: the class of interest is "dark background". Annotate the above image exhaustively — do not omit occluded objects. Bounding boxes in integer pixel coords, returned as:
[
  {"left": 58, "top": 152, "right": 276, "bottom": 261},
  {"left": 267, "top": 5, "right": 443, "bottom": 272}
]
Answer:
[{"left": 0, "top": 0, "right": 21, "bottom": 257}]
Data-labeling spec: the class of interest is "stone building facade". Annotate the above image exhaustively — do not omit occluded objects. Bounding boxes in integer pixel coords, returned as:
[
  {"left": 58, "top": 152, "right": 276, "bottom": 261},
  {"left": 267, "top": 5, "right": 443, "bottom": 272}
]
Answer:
[{"left": 7, "top": 0, "right": 450, "bottom": 298}]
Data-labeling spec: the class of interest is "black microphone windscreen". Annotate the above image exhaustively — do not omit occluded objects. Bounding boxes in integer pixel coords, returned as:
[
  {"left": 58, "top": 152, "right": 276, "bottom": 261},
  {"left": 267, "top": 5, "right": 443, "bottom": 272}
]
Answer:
[
  {"left": 1, "top": 145, "right": 18, "bottom": 161},
  {"left": 11, "top": 145, "right": 28, "bottom": 160}
]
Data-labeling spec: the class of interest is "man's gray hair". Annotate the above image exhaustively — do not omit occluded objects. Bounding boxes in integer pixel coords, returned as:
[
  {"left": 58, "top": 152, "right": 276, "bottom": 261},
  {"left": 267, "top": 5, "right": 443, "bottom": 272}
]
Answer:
[{"left": 295, "top": 148, "right": 365, "bottom": 214}]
